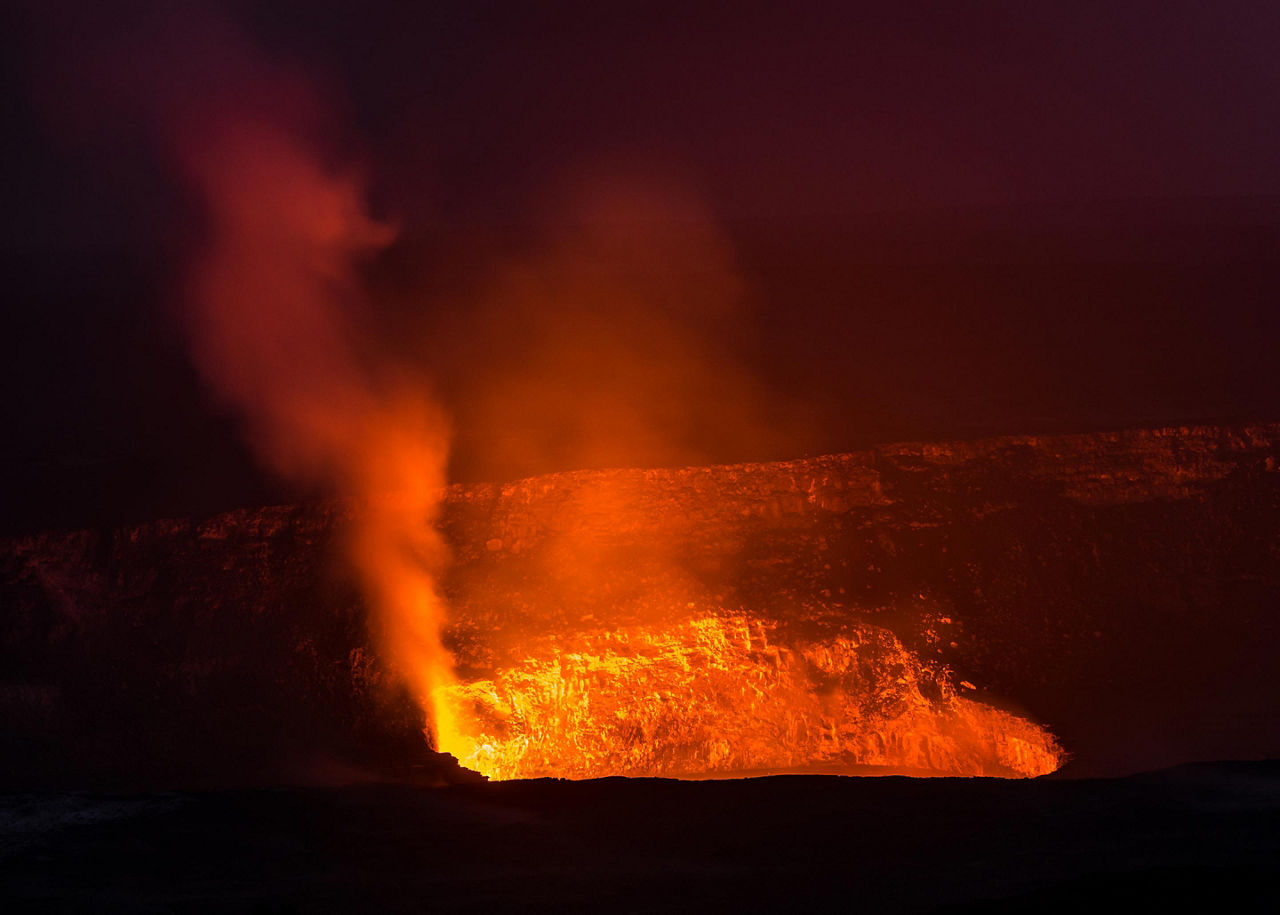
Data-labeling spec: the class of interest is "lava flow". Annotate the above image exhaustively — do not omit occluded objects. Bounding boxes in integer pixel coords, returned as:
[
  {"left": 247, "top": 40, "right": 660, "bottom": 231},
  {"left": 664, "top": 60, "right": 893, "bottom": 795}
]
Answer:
[{"left": 436, "top": 611, "right": 1063, "bottom": 781}]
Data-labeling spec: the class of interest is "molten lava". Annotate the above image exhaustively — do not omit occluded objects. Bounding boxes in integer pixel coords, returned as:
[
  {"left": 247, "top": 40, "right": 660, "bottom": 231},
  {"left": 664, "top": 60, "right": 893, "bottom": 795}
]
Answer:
[{"left": 438, "top": 613, "right": 1063, "bottom": 781}]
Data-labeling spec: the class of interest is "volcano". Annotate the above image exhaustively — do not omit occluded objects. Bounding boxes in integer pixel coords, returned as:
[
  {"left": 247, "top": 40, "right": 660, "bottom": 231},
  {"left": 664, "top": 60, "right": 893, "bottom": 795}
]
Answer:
[{"left": 2, "top": 421, "right": 1278, "bottom": 787}]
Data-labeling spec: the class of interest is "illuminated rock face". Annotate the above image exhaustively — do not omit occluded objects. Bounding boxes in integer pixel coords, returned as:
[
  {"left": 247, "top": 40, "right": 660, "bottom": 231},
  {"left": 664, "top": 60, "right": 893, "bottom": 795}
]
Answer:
[
  {"left": 439, "top": 423, "right": 1280, "bottom": 777},
  {"left": 1, "top": 423, "right": 1278, "bottom": 784}
]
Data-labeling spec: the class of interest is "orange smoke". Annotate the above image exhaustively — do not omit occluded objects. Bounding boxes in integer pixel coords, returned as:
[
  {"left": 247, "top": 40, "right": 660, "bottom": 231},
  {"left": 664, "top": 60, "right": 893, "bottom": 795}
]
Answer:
[
  {"left": 170, "top": 109, "right": 459, "bottom": 752},
  {"left": 417, "top": 169, "right": 814, "bottom": 483}
]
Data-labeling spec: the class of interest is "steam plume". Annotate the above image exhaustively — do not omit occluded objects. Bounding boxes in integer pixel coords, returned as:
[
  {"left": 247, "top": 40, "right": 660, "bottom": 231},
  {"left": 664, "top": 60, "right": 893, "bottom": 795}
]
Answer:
[
  {"left": 34, "top": 4, "right": 467, "bottom": 753},
  {"left": 420, "top": 168, "right": 813, "bottom": 483}
]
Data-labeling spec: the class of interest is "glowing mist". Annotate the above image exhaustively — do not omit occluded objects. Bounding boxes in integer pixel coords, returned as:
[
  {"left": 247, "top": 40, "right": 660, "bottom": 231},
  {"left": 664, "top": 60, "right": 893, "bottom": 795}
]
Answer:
[{"left": 170, "top": 107, "right": 460, "bottom": 753}]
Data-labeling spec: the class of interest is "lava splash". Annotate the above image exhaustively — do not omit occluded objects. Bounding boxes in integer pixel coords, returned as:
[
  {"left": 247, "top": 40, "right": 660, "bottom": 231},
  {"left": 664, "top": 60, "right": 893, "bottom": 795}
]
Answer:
[{"left": 440, "top": 612, "right": 1063, "bottom": 780}]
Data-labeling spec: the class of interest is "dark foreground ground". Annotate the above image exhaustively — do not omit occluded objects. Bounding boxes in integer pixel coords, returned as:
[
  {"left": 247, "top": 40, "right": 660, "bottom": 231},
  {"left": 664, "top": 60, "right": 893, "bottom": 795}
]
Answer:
[{"left": 1, "top": 761, "right": 1276, "bottom": 913}]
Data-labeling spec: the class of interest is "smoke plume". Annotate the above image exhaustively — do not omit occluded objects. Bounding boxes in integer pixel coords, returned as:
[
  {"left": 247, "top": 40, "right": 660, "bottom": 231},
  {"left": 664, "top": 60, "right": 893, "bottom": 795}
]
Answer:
[
  {"left": 171, "top": 109, "right": 461, "bottom": 752},
  {"left": 29, "top": 3, "right": 464, "bottom": 753},
  {"left": 415, "top": 167, "right": 813, "bottom": 483}
]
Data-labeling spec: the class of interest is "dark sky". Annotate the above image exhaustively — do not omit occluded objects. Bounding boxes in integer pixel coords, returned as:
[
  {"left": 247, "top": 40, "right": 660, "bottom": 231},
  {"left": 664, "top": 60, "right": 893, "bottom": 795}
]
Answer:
[
  {"left": 240, "top": 1, "right": 1280, "bottom": 217},
  {"left": 3, "top": 1, "right": 1279, "bottom": 533}
]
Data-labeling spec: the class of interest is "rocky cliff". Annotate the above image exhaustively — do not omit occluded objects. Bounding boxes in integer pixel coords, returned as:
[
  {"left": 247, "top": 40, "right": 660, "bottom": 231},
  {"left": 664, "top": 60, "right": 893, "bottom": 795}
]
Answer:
[{"left": 3, "top": 423, "right": 1278, "bottom": 784}]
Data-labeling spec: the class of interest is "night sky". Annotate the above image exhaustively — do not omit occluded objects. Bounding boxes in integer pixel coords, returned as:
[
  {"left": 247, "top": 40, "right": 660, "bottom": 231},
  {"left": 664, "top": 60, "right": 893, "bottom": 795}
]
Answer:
[{"left": 3, "top": 1, "right": 1279, "bottom": 534}]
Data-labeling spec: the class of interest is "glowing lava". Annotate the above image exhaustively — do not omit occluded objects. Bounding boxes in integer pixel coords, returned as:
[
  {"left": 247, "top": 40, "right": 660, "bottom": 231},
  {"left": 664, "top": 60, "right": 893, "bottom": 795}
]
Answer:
[{"left": 437, "top": 613, "right": 1063, "bottom": 780}]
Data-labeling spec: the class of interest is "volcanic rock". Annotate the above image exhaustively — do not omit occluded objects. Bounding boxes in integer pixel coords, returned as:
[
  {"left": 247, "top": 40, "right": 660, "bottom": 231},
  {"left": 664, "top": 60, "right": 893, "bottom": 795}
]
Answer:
[{"left": 1, "top": 422, "right": 1278, "bottom": 784}]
